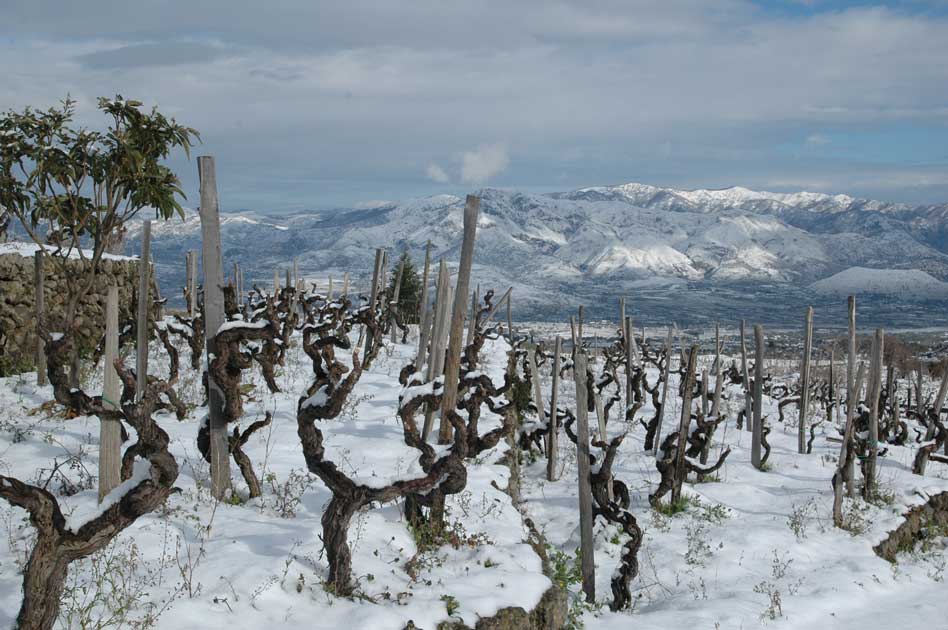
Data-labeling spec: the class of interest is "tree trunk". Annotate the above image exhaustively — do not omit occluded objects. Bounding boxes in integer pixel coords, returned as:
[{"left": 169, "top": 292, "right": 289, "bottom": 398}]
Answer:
[
  {"left": 321, "top": 494, "right": 361, "bottom": 594},
  {"left": 16, "top": 535, "right": 70, "bottom": 630}
]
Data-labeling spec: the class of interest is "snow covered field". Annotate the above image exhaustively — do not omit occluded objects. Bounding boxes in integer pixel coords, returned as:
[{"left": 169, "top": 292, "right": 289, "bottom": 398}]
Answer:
[{"left": 1, "top": 324, "right": 947, "bottom": 629}]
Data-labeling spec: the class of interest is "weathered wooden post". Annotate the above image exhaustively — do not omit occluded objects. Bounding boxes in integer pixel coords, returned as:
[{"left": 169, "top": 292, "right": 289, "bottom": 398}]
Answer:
[
  {"left": 671, "top": 345, "right": 699, "bottom": 504},
  {"left": 740, "top": 319, "right": 752, "bottom": 432},
  {"left": 654, "top": 327, "right": 673, "bottom": 457},
  {"left": 418, "top": 241, "right": 432, "bottom": 326},
  {"left": 135, "top": 220, "right": 152, "bottom": 402},
  {"left": 833, "top": 361, "right": 866, "bottom": 526},
  {"left": 362, "top": 248, "right": 384, "bottom": 360},
  {"left": 34, "top": 250, "right": 47, "bottom": 386},
  {"left": 465, "top": 286, "right": 479, "bottom": 348},
  {"left": 189, "top": 250, "right": 199, "bottom": 316},
  {"left": 547, "top": 336, "right": 562, "bottom": 482},
  {"left": 293, "top": 257, "right": 299, "bottom": 291},
  {"left": 99, "top": 284, "right": 122, "bottom": 501},
  {"left": 527, "top": 342, "right": 547, "bottom": 449},
  {"left": 864, "top": 328, "right": 884, "bottom": 497},
  {"left": 700, "top": 369, "right": 709, "bottom": 418},
  {"left": 422, "top": 261, "right": 449, "bottom": 441},
  {"left": 439, "top": 196, "right": 479, "bottom": 444},
  {"left": 390, "top": 257, "right": 405, "bottom": 343},
  {"left": 711, "top": 323, "right": 723, "bottom": 418},
  {"left": 845, "top": 296, "right": 857, "bottom": 493},
  {"left": 198, "top": 156, "right": 230, "bottom": 500},
  {"left": 798, "top": 306, "right": 814, "bottom": 454},
  {"left": 917, "top": 367, "right": 948, "bottom": 475},
  {"left": 752, "top": 324, "right": 765, "bottom": 469},
  {"left": 573, "top": 349, "right": 596, "bottom": 604}
]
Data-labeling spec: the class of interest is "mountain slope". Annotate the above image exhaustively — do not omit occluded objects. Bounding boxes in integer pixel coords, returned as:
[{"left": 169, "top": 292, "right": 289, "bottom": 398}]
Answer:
[{"left": 124, "top": 182, "right": 948, "bottom": 326}]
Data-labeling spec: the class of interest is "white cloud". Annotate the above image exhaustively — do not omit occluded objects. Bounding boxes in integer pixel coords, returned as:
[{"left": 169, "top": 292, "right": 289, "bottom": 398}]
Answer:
[
  {"left": 425, "top": 163, "right": 449, "bottom": 183},
  {"left": 460, "top": 144, "right": 509, "bottom": 185}
]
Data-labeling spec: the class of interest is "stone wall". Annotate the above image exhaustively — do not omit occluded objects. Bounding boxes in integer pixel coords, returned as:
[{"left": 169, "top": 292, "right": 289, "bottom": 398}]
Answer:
[{"left": 0, "top": 243, "right": 153, "bottom": 375}]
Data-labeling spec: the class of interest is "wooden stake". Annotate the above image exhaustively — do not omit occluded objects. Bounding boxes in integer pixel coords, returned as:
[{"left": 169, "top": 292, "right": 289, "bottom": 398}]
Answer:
[
  {"left": 672, "top": 345, "right": 699, "bottom": 503},
  {"left": 752, "top": 324, "right": 764, "bottom": 469},
  {"left": 135, "top": 220, "right": 151, "bottom": 402},
  {"left": 845, "top": 296, "right": 857, "bottom": 493},
  {"left": 573, "top": 349, "right": 596, "bottom": 604},
  {"left": 547, "top": 336, "right": 562, "bottom": 482},
  {"left": 654, "top": 327, "right": 673, "bottom": 457},
  {"left": 798, "top": 306, "right": 814, "bottom": 454},
  {"left": 390, "top": 257, "right": 405, "bottom": 343},
  {"left": 99, "top": 284, "right": 121, "bottom": 501},
  {"left": 740, "top": 319, "right": 752, "bottom": 432},
  {"left": 865, "top": 328, "right": 884, "bottom": 496},
  {"left": 33, "top": 251, "right": 47, "bottom": 386},
  {"left": 198, "top": 156, "right": 230, "bottom": 500},
  {"left": 422, "top": 261, "right": 449, "bottom": 441},
  {"left": 439, "top": 195, "right": 479, "bottom": 443}
]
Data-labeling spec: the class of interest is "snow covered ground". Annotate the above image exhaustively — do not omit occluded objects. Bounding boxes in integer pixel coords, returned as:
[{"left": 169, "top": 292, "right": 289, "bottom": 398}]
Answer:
[{"left": 1, "top": 325, "right": 947, "bottom": 629}]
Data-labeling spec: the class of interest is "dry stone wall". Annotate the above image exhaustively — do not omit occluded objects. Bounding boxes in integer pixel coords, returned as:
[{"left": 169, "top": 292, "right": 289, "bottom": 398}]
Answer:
[{"left": 0, "top": 243, "right": 154, "bottom": 375}]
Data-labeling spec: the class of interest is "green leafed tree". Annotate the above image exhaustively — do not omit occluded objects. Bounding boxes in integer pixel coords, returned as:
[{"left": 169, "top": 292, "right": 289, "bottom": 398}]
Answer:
[
  {"left": 0, "top": 95, "right": 199, "bottom": 391},
  {"left": 387, "top": 250, "right": 423, "bottom": 324}
]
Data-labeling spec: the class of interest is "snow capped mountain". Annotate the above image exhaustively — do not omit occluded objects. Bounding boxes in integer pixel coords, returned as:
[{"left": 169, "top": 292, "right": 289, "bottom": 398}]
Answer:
[{"left": 129, "top": 182, "right": 948, "bottom": 325}]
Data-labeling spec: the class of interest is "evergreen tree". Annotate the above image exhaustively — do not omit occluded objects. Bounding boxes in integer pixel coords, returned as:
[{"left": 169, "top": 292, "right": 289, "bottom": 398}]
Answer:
[{"left": 388, "top": 250, "right": 423, "bottom": 324}]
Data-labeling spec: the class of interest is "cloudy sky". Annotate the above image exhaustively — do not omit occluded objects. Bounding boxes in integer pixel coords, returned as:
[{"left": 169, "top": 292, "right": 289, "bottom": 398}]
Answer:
[{"left": 3, "top": 0, "right": 948, "bottom": 210}]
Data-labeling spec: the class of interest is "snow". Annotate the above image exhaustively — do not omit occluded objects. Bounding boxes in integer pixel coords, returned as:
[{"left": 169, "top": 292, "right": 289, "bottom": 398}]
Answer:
[
  {"left": 65, "top": 460, "right": 153, "bottom": 534},
  {"left": 1, "top": 322, "right": 946, "bottom": 629}
]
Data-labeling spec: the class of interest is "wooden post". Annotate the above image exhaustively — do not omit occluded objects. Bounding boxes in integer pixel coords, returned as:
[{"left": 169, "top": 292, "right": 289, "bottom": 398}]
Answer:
[
  {"left": 99, "top": 284, "right": 122, "bottom": 501},
  {"left": 439, "top": 195, "right": 479, "bottom": 443},
  {"left": 362, "top": 248, "right": 384, "bottom": 361},
  {"left": 740, "top": 319, "right": 752, "bottom": 432},
  {"left": 654, "top": 327, "right": 673, "bottom": 457},
  {"left": 917, "top": 367, "right": 948, "bottom": 475},
  {"left": 573, "top": 350, "right": 596, "bottom": 604},
  {"left": 422, "top": 261, "right": 449, "bottom": 441},
  {"left": 198, "top": 156, "right": 230, "bottom": 500},
  {"left": 834, "top": 361, "right": 866, "bottom": 526},
  {"left": 711, "top": 323, "right": 723, "bottom": 418},
  {"left": 865, "top": 329, "right": 884, "bottom": 497},
  {"left": 528, "top": 342, "right": 547, "bottom": 431},
  {"left": 418, "top": 241, "right": 432, "bottom": 331},
  {"left": 390, "top": 258, "right": 405, "bottom": 343},
  {"left": 135, "top": 220, "right": 151, "bottom": 402},
  {"left": 293, "top": 257, "right": 299, "bottom": 291},
  {"left": 342, "top": 272, "right": 349, "bottom": 296},
  {"left": 33, "top": 251, "right": 47, "bottom": 386},
  {"left": 465, "top": 287, "right": 479, "bottom": 348},
  {"left": 798, "top": 306, "right": 814, "bottom": 454},
  {"left": 845, "top": 296, "right": 857, "bottom": 493},
  {"left": 415, "top": 307, "right": 434, "bottom": 371},
  {"left": 671, "top": 345, "right": 699, "bottom": 504},
  {"left": 752, "top": 324, "right": 765, "bottom": 469},
  {"left": 547, "top": 336, "right": 562, "bottom": 482},
  {"left": 188, "top": 250, "right": 199, "bottom": 317},
  {"left": 700, "top": 369, "right": 709, "bottom": 418},
  {"left": 624, "top": 317, "right": 634, "bottom": 413}
]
